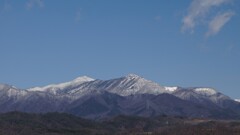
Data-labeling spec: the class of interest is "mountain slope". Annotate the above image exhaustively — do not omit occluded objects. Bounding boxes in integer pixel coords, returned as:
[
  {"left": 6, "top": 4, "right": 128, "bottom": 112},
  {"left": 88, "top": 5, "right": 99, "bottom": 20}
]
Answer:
[
  {"left": 91, "top": 74, "right": 168, "bottom": 96},
  {"left": 0, "top": 74, "right": 240, "bottom": 119},
  {"left": 27, "top": 76, "right": 95, "bottom": 94}
]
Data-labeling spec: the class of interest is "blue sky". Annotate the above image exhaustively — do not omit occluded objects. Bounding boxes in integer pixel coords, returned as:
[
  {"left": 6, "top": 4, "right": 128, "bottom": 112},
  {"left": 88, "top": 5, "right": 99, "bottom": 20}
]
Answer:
[{"left": 0, "top": 0, "right": 240, "bottom": 98}]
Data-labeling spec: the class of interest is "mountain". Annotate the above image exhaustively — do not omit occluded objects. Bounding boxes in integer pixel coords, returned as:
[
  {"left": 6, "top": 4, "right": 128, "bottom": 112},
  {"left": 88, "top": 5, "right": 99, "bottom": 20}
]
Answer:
[
  {"left": 235, "top": 99, "right": 240, "bottom": 102},
  {"left": 28, "top": 76, "right": 95, "bottom": 95},
  {"left": 0, "top": 74, "right": 240, "bottom": 119},
  {"left": 88, "top": 74, "right": 168, "bottom": 96}
]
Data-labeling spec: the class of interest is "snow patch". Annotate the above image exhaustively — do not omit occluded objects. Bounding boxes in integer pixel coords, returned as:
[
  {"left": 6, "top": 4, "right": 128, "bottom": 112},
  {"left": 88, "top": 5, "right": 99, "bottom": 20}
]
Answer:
[
  {"left": 165, "top": 87, "right": 178, "bottom": 92},
  {"left": 73, "top": 76, "right": 95, "bottom": 82},
  {"left": 235, "top": 99, "right": 240, "bottom": 102},
  {"left": 125, "top": 74, "right": 141, "bottom": 79},
  {"left": 103, "top": 74, "right": 167, "bottom": 96},
  {"left": 27, "top": 76, "right": 95, "bottom": 92},
  {"left": 194, "top": 88, "right": 217, "bottom": 95}
]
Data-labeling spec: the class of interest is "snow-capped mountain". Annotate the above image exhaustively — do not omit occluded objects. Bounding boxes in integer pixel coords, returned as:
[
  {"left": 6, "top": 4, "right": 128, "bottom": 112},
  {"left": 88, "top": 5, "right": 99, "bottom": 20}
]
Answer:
[
  {"left": 0, "top": 84, "right": 27, "bottom": 97},
  {"left": 0, "top": 74, "right": 240, "bottom": 119},
  {"left": 93, "top": 74, "right": 168, "bottom": 96},
  {"left": 165, "top": 86, "right": 178, "bottom": 92},
  {"left": 235, "top": 99, "right": 240, "bottom": 102},
  {"left": 28, "top": 76, "right": 95, "bottom": 94},
  {"left": 26, "top": 74, "right": 171, "bottom": 97},
  {"left": 172, "top": 87, "right": 224, "bottom": 102},
  {"left": 193, "top": 87, "right": 217, "bottom": 96}
]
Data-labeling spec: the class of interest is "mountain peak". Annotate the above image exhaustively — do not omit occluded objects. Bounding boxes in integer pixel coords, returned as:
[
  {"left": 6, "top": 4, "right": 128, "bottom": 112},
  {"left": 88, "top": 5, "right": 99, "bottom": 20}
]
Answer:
[
  {"left": 73, "top": 76, "right": 95, "bottom": 82},
  {"left": 165, "top": 86, "right": 178, "bottom": 92},
  {"left": 0, "top": 84, "right": 11, "bottom": 90},
  {"left": 235, "top": 99, "right": 240, "bottom": 102},
  {"left": 125, "top": 74, "right": 141, "bottom": 79},
  {"left": 193, "top": 87, "right": 217, "bottom": 95},
  {"left": 0, "top": 84, "right": 18, "bottom": 90},
  {"left": 27, "top": 76, "right": 95, "bottom": 92},
  {"left": 100, "top": 73, "right": 167, "bottom": 96}
]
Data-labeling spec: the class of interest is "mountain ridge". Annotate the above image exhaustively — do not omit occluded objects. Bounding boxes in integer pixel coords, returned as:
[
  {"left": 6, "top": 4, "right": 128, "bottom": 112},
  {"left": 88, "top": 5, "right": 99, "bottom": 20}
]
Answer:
[{"left": 0, "top": 74, "right": 239, "bottom": 119}]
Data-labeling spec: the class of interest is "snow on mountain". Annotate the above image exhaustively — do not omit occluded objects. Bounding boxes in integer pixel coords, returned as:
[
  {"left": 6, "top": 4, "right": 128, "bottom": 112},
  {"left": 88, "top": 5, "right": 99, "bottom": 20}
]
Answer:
[
  {"left": 164, "top": 87, "right": 178, "bottom": 92},
  {"left": 96, "top": 74, "right": 167, "bottom": 96},
  {"left": 235, "top": 99, "right": 240, "bottom": 102},
  {"left": 27, "top": 73, "right": 178, "bottom": 97},
  {"left": 0, "top": 74, "right": 223, "bottom": 99},
  {"left": 61, "top": 74, "right": 179, "bottom": 97},
  {"left": 0, "top": 75, "right": 227, "bottom": 100},
  {"left": 27, "top": 76, "right": 95, "bottom": 94},
  {"left": 0, "top": 84, "right": 10, "bottom": 90},
  {"left": 172, "top": 86, "right": 234, "bottom": 109},
  {"left": 1, "top": 74, "right": 240, "bottom": 119},
  {"left": 193, "top": 87, "right": 217, "bottom": 96},
  {"left": 0, "top": 84, "right": 27, "bottom": 97}
]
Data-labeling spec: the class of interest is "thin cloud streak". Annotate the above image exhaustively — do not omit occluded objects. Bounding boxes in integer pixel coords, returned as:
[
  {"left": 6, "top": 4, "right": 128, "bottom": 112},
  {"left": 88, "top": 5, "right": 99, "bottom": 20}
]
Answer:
[
  {"left": 181, "top": 0, "right": 231, "bottom": 33},
  {"left": 206, "top": 11, "right": 235, "bottom": 37}
]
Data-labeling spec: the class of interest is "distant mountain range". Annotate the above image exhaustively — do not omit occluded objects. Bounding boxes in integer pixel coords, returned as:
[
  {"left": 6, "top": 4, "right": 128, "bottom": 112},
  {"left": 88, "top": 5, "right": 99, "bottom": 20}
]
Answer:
[{"left": 0, "top": 74, "right": 240, "bottom": 119}]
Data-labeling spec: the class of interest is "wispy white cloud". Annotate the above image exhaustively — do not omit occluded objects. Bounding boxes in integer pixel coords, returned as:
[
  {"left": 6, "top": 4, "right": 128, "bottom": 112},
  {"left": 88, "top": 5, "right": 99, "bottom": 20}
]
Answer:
[
  {"left": 26, "top": 0, "right": 44, "bottom": 9},
  {"left": 206, "top": 11, "right": 234, "bottom": 37},
  {"left": 181, "top": 0, "right": 232, "bottom": 33}
]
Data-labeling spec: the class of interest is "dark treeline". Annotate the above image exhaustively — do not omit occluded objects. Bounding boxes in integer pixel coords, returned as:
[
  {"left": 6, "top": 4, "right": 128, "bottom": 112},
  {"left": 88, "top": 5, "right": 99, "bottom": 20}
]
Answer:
[{"left": 0, "top": 112, "right": 240, "bottom": 135}]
